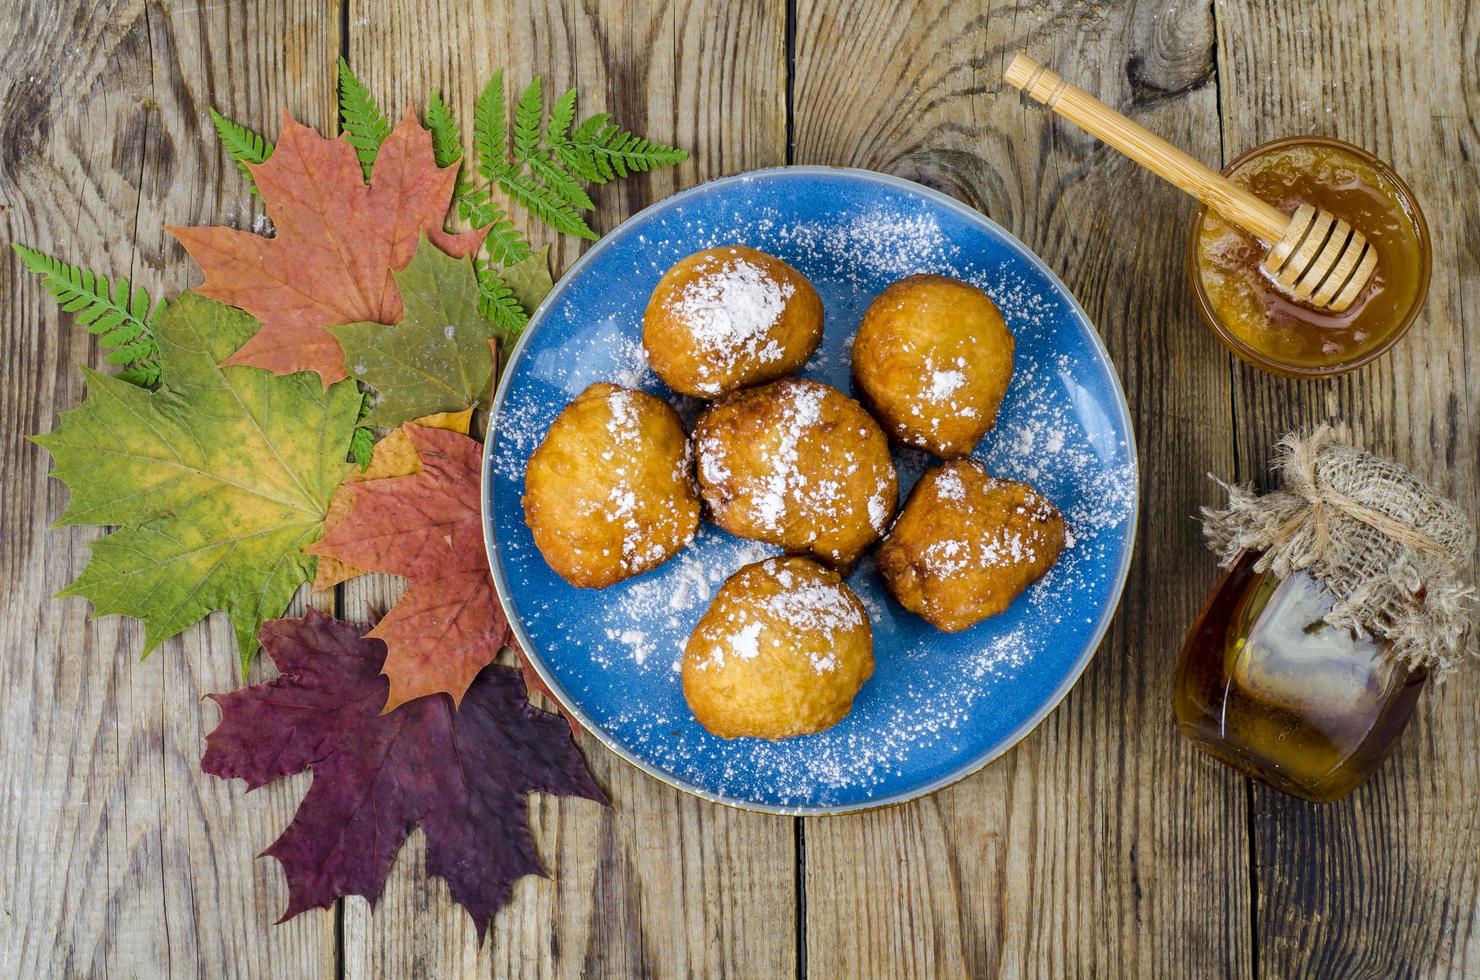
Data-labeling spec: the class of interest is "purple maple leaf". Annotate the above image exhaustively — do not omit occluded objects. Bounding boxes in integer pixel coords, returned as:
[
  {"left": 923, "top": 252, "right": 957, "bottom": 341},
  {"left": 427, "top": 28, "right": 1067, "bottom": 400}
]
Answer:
[{"left": 202, "top": 609, "right": 605, "bottom": 939}]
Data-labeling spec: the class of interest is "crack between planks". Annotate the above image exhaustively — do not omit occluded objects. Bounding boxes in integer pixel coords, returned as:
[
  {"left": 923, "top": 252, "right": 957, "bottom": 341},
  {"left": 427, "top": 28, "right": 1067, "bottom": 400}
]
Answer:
[
  {"left": 1207, "top": 3, "right": 1258, "bottom": 977},
  {"left": 334, "top": 4, "right": 351, "bottom": 979},
  {"left": 784, "top": 4, "right": 805, "bottom": 977},
  {"left": 785, "top": 0, "right": 797, "bottom": 165}
]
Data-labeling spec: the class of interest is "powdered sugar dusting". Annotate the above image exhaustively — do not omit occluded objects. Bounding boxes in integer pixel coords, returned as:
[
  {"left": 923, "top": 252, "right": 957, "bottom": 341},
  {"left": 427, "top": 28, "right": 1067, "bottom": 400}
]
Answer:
[
  {"left": 691, "top": 557, "right": 864, "bottom": 675},
  {"left": 672, "top": 251, "right": 795, "bottom": 393}
]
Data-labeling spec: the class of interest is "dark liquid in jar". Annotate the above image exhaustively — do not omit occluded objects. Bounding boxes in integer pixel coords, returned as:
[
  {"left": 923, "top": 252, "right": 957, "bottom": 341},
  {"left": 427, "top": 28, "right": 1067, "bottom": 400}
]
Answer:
[
  {"left": 1173, "top": 552, "right": 1425, "bottom": 802},
  {"left": 1194, "top": 142, "right": 1425, "bottom": 371}
]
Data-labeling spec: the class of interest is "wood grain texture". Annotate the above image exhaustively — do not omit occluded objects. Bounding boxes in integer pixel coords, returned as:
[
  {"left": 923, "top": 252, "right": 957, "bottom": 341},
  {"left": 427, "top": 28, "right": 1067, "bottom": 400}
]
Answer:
[
  {"left": 1213, "top": 1, "right": 1480, "bottom": 976},
  {"left": 793, "top": 1, "right": 1251, "bottom": 976},
  {"left": 4, "top": 1, "right": 1477, "bottom": 976},
  {"left": 340, "top": 2, "right": 795, "bottom": 977},
  {"left": 0, "top": 1, "right": 341, "bottom": 977}
]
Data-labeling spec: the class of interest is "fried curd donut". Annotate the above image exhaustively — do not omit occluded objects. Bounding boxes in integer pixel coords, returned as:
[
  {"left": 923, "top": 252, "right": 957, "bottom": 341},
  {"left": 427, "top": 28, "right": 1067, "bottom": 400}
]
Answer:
[
  {"left": 643, "top": 245, "right": 824, "bottom": 398},
  {"left": 692, "top": 377, "right": 897, "bottom": 569},
  {"left": 852, "top": 273, "right": 1014, "bottom": 457},
  {"left": 878, "top": 459, "right": 1064, "bottom": 632},
  {"left": 523, "top": 382, "right": 700, "bottom": 588},
  {"left": 682, "top": 557, "right": 874, "bottom": 739}
]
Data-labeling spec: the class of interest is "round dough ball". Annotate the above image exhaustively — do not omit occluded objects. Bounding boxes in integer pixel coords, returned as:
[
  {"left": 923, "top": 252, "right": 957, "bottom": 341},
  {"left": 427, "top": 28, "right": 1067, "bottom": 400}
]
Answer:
[
  {"left": 644, "top": 245, "right": 824, "bottom": 398},
  {"left": 877, "top": 459, "right": 1064, "bottom": 632},
  {"left": 682, "top": 557, "right": 874, "bottom": 739},
  {"left": 523, "top": 382, "right": 700, "bottom": 588},
  {"left": 692, "top": 377, "right": 897, "bottom": 569},
  {"left": 852, "top": 274, "right": 1014, "bottom": 457}
]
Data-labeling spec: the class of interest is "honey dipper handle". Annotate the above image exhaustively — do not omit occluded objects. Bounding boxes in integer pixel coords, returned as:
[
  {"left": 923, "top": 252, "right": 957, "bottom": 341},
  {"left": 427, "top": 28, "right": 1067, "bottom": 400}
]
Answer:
[{"left": 1004, "top": 53, "right": 1291, "bottom": 244}]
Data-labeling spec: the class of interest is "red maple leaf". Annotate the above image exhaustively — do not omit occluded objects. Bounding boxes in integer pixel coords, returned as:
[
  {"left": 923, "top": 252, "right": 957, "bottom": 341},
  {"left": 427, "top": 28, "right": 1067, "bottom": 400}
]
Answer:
[
  {"left": 305, "top": 423, "right": 575, "bottom": 732},
  {"left": 202, "top": 610, "right": 604, "bottom": 937},
  {"left": 168, "top": 108, "right": 487, "bottom": 386}
]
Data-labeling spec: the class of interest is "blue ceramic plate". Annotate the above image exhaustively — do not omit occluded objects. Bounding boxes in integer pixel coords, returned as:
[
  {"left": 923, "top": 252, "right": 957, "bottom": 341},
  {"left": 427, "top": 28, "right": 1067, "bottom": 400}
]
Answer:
[{"left": 484, "top": 167, "right": 1138, "bottom": 814}]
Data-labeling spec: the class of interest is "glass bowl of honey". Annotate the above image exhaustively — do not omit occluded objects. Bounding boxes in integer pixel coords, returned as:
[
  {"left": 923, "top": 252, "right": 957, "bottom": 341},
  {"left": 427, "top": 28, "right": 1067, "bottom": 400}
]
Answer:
[{"left": 1187, "top": 136, "right": 1430, "bottom": 376}]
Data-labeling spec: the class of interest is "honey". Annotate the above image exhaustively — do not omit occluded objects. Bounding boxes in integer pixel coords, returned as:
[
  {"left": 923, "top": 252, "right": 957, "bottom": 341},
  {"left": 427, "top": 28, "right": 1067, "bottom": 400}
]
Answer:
[
  {"left": 1174, "top": 552, "right": 1425, "bottom": 802},
  {"left": 1189, "top": 136, "right": 1430, "bottom": 375}
]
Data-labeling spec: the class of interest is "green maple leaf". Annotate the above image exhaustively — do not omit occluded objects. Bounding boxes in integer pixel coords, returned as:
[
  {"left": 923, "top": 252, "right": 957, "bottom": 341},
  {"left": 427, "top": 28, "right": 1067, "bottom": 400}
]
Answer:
[
  {"left": 332, "top": 236, "right": 502, "bottom": 429},
  {"left": 35, "top": 292, "right": 360, "bottom": 673},
  {"left": 500, "top": 245, "right": 555, "bottom": 315}
]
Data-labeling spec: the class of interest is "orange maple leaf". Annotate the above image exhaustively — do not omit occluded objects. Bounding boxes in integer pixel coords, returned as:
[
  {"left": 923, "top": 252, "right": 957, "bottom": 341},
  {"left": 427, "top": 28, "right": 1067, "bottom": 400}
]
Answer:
[
  {"left": 305, "top": 424, "right": 576, "bottom": 734},
  {"left": 169, "top": 108, "right": 487, "bottom": 386}
]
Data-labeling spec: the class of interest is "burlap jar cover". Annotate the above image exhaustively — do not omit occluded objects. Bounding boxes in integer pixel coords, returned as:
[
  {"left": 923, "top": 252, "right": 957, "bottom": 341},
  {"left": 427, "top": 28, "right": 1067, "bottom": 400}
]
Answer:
[{"left": 1202, "top": 427, "right": 1476, "bottom": 677}]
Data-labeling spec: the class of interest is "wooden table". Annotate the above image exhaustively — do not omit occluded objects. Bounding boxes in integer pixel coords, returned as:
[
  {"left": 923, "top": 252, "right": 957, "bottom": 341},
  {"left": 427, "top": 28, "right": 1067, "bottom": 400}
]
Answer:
[{"left": 3, "top": 2, "right": 1475, "bottom": 976}]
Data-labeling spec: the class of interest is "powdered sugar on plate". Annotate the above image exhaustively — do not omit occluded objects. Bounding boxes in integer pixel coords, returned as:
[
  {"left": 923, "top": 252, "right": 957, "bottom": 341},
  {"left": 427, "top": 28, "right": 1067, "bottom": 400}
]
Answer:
[{"left": 488, "top": 170, "right": 1137, "bottom": 811}]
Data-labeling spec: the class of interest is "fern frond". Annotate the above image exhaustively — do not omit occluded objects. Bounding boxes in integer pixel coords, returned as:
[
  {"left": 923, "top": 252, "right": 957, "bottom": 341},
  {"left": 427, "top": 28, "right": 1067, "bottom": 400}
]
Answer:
[
  {"left": 549, "top": 87, "right": 578, "bottom": 143},
  {"left": 426, "top": 91, "right": 464, "bottom": 170},
  {"left": 209, "top": 108, "right": 274, "bottom": 193},
  {"left": 475, "top": 260, "right": 530, "bottom": 335},
  {"left": 12, "top": 243, "right": 163, "bottom": 387},
  {"left": 117, "top": 361, "right": 161, "bottom": 387},
  {"left": 348, "top": 392, "right": 376, "bottom": 469},
  {"left": 458, "top": 188, "right": 532, "bottom": 265},
  {"left": 426, "top": 90, "right": 475, "bottom": 216},
  {"left": 528, "top": 154, "right": 595, "bottom": 211},
  {"left": 511, "top": 76, "right": 544, "bottom": 163},
  {"left": 497, "top": 168, "right": 596, "bottom": 239},
  {"left": 472, "top": 71, "right": 513, "bottom": 183},
  {"left": 337, "top": 57, "right": 391, "bottom": 177},
  {"left": 462, "top": 72, "right": 687, "bottom": 244},
  {"left": 349, "top": 426, "right": 375, "bottom": 469},
  {"left": 575, "top": 118, "right": 688, "bottom": 181}
]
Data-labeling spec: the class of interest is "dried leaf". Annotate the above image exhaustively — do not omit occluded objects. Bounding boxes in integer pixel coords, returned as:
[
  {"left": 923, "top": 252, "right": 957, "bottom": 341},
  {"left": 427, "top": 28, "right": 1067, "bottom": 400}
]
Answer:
[
  {"left": 500, "top": 244, "right": 555, "bottom": 314},
  {"left": 169, "top": 108, "right": 487, "bottom": 386},
  {"left": 202, "top": 610, "right": 604, "bottom": 939},
  {"left": 304, "top": 425, "right": 510, "bottom": 708},
  {"left": 311, "top": 407, "right": 474, "bottom": 592},
  {"left": 305, "top": 424, "right": 580, "bottom": 733},
  {"left": 332, "top": 237, "right": 500, "bottom": 429},
  {"left": 33, "top": 293, "right": 359, "bottom": 671}
]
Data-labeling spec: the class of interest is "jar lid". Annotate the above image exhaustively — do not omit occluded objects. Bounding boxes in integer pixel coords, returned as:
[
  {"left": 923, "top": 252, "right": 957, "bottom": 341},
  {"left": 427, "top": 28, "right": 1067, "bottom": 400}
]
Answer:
[{"left": 1203, "top": 427, "right": 1476, "bottom": 676}]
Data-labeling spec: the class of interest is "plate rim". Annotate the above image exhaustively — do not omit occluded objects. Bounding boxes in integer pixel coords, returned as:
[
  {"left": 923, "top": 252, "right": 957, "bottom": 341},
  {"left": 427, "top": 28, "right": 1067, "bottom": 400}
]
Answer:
[{"left": 482, "top": 164, "right": 1140, "bottom": 816}]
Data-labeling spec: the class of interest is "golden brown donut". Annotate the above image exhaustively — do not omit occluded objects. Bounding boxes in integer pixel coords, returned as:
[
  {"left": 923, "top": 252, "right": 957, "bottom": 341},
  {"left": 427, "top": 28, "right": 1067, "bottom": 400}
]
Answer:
[
  {"left": 877, "top": 458, "right": 1064, "bottom": 631},
  {"left": 643, "top": 245, "right": 824, "bottom": 398},
  {"left": 523, "top": 382, "right": 700, "bottom": 588},
  {"left": 852, "top": 273, "right": 1014, "bottom": 457},
  {"left": 682, "top": 556, "right": 874, "bottom": 739},
  {"left": 691, "top": 377, "right": 897, "bottom": 569}
]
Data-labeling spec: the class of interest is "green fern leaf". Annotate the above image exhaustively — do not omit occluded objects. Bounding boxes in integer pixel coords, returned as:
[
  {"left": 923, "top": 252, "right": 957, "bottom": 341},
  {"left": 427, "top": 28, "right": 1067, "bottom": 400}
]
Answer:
[
  {"left": 498, "top": 169, "right": 596, "bottom": 239},
  {"left": 337, "top": 57, "right": 391, "bottom": 177},
  {"left": 529, "top": 154, "right": 595, "bottom": 211},
  {"left": 549, "top": 87, "right": 579, "bottom": 143},
  {"left": 459, "top": 189, "right": 533, "bottom": 265},
  {"left": 564, "top": 115, "right": 688, "bottom": 182},
  {"left": 348, "top": 392, "right": 376, "bottom": 469},
  {"left": 426, "top": 91, "right": 463, "bottom": 170},
  {"left": 473, "top": 71, "right": 513, "bottom": 183},
  {"left": 117, "top": 361, "right": 161, "bottom": 387},
  {"left": 12, "top": 243, "right": 163, "bottom": 387},
  {"left": 349, "top": 426, "right": 375, "bottom": 469},
  {"left": 474, "top": 260, "right": 530, "bottom": 335},
  {"left": 209, "top": 108, "right": 273, "bottom": 193},
  {"left": 512, "top": 76, "right": 544, "bottom": 163},
  {"left": 425, "top": 90, "right": 473, "bottom": 202}
]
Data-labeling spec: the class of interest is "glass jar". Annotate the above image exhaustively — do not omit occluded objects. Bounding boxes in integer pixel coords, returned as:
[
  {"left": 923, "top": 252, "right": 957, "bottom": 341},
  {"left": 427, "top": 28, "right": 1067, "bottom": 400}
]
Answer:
[
  {"left": 1186, "top": 135, "right": 1431, "bottom": 377},
  {"left": 1174, "top": 551, "right": 1426, "bottom": 802}
]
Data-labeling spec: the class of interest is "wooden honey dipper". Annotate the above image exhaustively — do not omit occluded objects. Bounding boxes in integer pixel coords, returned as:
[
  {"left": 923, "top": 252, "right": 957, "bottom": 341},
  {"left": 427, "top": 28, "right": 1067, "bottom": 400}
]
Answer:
[{"left": 1004, "top": 53, "right": 1376, "bottom": 313}]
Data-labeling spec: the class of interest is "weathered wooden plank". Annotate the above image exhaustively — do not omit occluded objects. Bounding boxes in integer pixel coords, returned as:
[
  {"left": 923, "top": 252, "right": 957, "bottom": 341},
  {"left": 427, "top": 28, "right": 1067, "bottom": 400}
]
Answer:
[
  {"left": 0, "top": 2, "right": 341, "bottom": 976},
  {"left": 1213, "top": 1, "right": 1480, "bottom": 976},
  {"left": 340, "top": 2, "right": 796, "bottom": 976},
  {"left": 793, "top": 1, "right": 1250, "bottom": 975}
]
